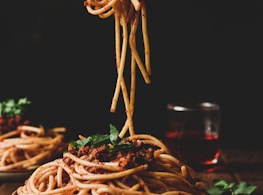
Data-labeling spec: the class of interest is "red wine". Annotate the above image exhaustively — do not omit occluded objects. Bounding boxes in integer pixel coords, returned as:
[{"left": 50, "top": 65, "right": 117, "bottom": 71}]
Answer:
[{"left": 165, "top": 130, "right": 220, "bottom": 166}]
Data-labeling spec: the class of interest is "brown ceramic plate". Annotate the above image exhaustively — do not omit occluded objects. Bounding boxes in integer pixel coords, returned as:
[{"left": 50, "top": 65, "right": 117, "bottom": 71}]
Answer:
[{"left": 0, "top": 169, "right": 34, "bottom": 182}]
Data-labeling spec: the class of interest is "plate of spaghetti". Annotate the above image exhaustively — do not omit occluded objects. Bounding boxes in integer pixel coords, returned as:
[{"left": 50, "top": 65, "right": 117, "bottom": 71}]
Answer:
[
  {"left": 13, "top": 124, "right": 207, "bottom": 195},
  {"left": 0, "top": 98, "right": 67, "bottom": 180}
]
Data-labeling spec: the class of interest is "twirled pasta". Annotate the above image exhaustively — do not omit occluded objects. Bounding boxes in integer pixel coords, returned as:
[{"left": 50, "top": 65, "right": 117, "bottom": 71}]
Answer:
[
  {"left": 15, "top": 134, "right": 207, "bottom": 195},
  {"left": 0, "top": 125, "right": 66, "bottom": 171}
]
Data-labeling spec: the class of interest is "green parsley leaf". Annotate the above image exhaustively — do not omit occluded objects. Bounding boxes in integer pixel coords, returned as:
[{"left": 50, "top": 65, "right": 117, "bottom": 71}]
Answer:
[
  {"left": 207, "top": 179, "right": 257, "bottom": 195},
  {"left": 233, "top": 182, "right": 257, "bottom": 195},
  {"left": 0, "top": 97, "right": 31, "bottom": 118},
  {"left": 109, "top": 124, "right": 119, "bottom": 144},
  {"left": 68, "top": 124, "right": 132, "bottom": 153}
]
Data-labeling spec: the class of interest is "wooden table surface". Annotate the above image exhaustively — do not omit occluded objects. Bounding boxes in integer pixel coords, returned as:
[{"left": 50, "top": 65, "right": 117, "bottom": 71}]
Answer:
[
  {"left": 0, "top": 148, "right": 262, "bottom": 195},
  {"left": 197, "top": 148, "right": 263, "bottom": 195}
]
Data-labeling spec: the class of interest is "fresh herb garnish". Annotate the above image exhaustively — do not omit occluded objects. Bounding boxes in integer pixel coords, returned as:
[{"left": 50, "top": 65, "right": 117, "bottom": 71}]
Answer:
[
  {"left": 207, "top": 179, "right": 257, "bottom": 195},
  {"left": 68, "top": 124, "right": 132, "bottom": 153},
  {"left": 0, "top": 97, "right": 31, "bottom": 118}
]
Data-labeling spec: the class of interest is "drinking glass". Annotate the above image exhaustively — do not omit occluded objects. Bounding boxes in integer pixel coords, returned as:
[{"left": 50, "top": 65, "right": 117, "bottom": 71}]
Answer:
[{"left": 164, "top": 101, "right": 221, "bottom": 167}]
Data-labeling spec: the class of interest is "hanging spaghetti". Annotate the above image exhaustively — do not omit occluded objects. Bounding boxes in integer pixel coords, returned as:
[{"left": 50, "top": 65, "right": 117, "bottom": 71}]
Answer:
[{"left": 84, "top": 0, "right": 151, "bottom": 138}]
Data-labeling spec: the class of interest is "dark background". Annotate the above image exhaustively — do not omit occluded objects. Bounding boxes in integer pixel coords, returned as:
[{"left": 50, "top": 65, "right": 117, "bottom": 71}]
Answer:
[{"left": 1, "top": 0, "right": 262, "bottom": 149}]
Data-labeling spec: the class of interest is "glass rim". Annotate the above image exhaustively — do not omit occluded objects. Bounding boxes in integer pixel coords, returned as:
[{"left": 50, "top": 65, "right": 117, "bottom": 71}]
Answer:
[{"left": 166, "top": 101, "right": 220, "bottom": 112}]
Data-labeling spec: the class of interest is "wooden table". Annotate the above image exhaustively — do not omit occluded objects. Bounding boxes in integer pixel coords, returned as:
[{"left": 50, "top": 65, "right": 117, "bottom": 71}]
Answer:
[
  {"left": 197, "top": 148, "right": 263, "bottom": 195},
  {"left": 0, "top": 149, "right": 263, "bottom": 195}
]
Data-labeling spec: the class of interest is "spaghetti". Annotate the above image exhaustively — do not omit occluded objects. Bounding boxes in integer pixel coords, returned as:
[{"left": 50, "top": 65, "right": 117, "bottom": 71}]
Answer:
[
  {"left": 84, "top": 0, "right": 151, "bottom": 137},
  {"left": 14, "top": 0, "right": 208, "bottom": 194},
  {"left": 0, "top": 125, "right": 66, "bottom": 171},
  {"left": 15, "top": 128, "right": 207, "bottom": 195}
]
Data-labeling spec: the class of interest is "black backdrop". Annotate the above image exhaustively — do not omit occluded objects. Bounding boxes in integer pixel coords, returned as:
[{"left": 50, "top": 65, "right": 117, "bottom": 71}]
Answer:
[{"left": 1, "top": 0, "right": 263, "bottom": 149}]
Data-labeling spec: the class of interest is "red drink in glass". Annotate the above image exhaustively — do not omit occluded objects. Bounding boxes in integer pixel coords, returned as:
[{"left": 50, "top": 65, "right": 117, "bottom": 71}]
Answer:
[
  {"left": 165, "top": 102, "right": 221, "bottom": 167},
  {"left": 165, "top": 130, "right": 220, "bottom": 166}
]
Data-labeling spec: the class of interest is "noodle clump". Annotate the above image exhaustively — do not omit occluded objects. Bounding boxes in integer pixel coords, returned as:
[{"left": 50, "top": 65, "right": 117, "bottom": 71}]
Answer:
[{"left": 15, "top": 125, "right": 207, "bottom": 195}]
